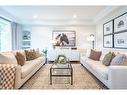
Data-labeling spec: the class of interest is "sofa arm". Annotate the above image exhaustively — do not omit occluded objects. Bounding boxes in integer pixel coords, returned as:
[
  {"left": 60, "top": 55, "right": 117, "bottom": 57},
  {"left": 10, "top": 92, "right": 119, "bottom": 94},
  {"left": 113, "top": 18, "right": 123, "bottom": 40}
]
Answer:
[
  {"left": 108, "top": 66, "right": 127, "bottom": 89},
  {"left": 14, "top": 65, "right": 22, "bottom": 89}
]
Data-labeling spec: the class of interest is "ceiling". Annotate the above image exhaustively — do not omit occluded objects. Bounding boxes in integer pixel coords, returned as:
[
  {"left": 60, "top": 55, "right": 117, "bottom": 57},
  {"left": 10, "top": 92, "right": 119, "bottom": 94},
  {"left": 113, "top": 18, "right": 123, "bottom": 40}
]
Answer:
[{"left": 0, "top": 6, "right": 117, "bottom": 25}]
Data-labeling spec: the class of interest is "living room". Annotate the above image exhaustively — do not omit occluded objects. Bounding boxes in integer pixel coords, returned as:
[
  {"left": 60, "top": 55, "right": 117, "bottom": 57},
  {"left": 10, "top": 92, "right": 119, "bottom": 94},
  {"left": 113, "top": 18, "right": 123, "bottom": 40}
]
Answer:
[{"left": 0, "top": 0, "right": 127, "bottom": 94}]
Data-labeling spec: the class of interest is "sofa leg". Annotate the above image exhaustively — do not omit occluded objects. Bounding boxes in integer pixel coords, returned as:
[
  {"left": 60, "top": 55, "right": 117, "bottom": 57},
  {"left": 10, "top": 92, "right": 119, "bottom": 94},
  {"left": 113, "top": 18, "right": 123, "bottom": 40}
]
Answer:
[{"left": 80, "top": 63, "right": 83, "bottom": 66}]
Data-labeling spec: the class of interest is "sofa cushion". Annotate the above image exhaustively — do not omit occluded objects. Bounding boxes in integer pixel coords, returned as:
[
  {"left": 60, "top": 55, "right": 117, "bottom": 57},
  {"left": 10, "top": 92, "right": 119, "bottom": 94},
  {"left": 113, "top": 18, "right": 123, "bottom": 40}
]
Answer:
[
  {"left": 102, "top": 52, "right": 116, "bottom": 66},
  {"left": 89, "top": 49, "right": 102, "bottom": 61},
  {"left": 85, "top": 58, "right": 108, "bottom": 80},
  {"left": 21, "top": 59, "right": 41, "bottom": 78},
  {"left": 111, "top": 54, "right": 127, "bottom": 66},
  {"left": 0, "top": 52, "right": 17, "bottom": 65},
  {"left": 34, "top": 49, "right": 42, "bottom": 58},
  {"left": 24, "top": 50, "right": 37, "bottom": 61},
  {"left": 15, "top": 52, "right": 25, "bottom": 66},
  {"left": 12, "top": 50, "right": 26, "bottom": 61},
  {"left": 36, "top": 56, "right": 46, "bottom": 63}
]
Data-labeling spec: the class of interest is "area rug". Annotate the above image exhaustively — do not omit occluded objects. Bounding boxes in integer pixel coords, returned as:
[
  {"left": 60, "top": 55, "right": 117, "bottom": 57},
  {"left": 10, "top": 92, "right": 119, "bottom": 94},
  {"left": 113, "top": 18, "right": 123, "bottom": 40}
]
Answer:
[{"left": 21, "top": 64, "right": 107, "bottom": 89}]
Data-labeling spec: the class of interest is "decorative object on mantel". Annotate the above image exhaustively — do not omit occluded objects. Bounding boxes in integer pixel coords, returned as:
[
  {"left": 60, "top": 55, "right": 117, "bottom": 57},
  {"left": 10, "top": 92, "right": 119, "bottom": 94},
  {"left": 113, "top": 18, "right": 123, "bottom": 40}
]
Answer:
[
  {"left": 52, "top": 30, "right": 76, "bottom": 47},
  {"left": 87, "top": 34, "right": 95, "bottom": 49}
]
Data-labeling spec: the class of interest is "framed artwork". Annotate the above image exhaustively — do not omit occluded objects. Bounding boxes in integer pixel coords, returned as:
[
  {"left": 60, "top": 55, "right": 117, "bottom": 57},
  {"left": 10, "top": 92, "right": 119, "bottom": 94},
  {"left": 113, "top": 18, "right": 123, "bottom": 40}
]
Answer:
[
  {"left": 52, "top": 30, "right": 76, "bottom": 47},
  {"left": 103, "top": 35, "right": 113, "bottom": 48},
  {"left": 103, "top": 20, "right": 113, "bottom": 35},
  {"left": 114, "top": 13, "right": 127, "bottom": 33},
  {"left": 22, "top": 31, "right": 31, "bottom": 40},
  {"left": 114, "top": 32, "right": 127, "bottom": 49},
  {"left": 22, "top": 41, "right": 31, "bottom": 46}
]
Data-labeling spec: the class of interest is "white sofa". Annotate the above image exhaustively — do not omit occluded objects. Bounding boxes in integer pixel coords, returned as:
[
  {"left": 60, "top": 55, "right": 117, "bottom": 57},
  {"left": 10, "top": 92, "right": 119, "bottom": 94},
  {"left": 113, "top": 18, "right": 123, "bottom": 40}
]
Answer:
[
  {"left": 0, "top": 50, "right": 46, "bottom": 89},
  {"left": 80, "top": 49, "right": 127, "bottom": 89}
]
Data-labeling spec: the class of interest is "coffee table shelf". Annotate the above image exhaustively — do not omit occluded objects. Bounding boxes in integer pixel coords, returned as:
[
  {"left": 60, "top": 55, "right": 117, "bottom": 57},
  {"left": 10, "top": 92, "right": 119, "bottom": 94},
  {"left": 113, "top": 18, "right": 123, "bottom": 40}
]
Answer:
[{"left": 50, "top": 63, "right": 73, "bottom": 85}]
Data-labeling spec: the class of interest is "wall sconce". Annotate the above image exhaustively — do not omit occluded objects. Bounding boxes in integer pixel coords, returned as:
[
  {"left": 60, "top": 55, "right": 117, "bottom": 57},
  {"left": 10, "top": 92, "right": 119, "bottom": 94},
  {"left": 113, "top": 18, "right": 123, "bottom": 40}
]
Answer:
[{"left": 87, "top": 34, "right": 95, "bottom": 49}]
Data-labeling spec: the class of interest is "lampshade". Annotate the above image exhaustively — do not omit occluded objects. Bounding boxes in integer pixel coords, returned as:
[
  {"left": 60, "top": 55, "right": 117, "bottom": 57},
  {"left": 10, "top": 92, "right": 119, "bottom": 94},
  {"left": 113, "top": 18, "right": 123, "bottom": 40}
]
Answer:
[{"left": 87, "top": 34, "right": 95, "bottom": 41}]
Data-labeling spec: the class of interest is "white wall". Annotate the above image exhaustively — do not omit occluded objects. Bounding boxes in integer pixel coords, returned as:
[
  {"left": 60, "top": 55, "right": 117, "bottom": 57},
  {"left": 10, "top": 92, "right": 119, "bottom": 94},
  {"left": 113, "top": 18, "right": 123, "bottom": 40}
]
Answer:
[
  {"left": 96, "top": 6, "right": 127, "bottom": 52},
  {"left": 30, "top": 25, "right": 95, "bottom": 51}
]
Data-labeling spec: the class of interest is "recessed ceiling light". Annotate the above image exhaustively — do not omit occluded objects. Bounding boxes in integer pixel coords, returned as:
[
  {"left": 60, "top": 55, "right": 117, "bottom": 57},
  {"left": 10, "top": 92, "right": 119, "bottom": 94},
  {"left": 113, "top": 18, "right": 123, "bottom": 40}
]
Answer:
[
  {"left": 33, "top": 15, "right": 38, "bottom": 19},
  {"left": 73, "top": 14, "right": 77, "bottom": 18}
]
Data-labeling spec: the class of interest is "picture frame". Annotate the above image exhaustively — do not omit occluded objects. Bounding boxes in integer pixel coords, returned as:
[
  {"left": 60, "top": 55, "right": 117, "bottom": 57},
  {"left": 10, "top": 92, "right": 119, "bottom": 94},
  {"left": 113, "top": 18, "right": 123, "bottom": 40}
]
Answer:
[
  {"left": 114, "top": 31, "right": 127, "bottom": 49},
  {"left": 103, "top": 20, "right": 113, "bottom": 35},
  {"left": 114, "top": 13, "right": 127, "bottom": 33},
  {"left": 52, "top": 30, "right": 76, "bottom": 47},
  {"left": 22, "top": 31, "right": 31, "bottom": 40},
  {"left": 103, "top": 35, "right": 113, "bottom": 48}
]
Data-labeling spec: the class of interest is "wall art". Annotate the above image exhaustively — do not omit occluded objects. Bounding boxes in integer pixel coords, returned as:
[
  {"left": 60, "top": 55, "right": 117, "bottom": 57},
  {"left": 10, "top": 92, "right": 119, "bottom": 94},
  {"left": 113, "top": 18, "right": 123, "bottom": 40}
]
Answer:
[
  {"left": 114, "top": 13, "right": 127, "bottom": 33},
  {"left": 114, "top": 32, "right": 127, "bottom": 49},
  {"left": 52, "top": 30, "right": 76, "bottom": 47},
  {"left": 103, "top": 21, "right": 113, "bottom": 35},
  {"left": 103, "top": 35, "right": 113, "bottom": 48}
]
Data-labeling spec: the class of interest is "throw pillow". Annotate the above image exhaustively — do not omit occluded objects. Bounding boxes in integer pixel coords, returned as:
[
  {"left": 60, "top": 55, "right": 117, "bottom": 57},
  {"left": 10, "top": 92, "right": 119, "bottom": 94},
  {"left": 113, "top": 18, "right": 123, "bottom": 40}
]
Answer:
[
  {"left": 0, "top": 52, "right": 17, "bottom": 65},
  {"left": 33, "top": 49, "right": 42, "bottom": 58},
  {"left": 15, "top": 52, "right": 25, "bottom": 66},
  {"left": 89, "top": 49, "right": 102, "bottom": 61},
  {"left": 102, "top": 52, "right": 115, "bottom": 66},
  {"left": 24, "top": 50, "right": 37, "bottom": 61},
  {"left": 110, "top": 54, "right": 127, "bottom": 66}
]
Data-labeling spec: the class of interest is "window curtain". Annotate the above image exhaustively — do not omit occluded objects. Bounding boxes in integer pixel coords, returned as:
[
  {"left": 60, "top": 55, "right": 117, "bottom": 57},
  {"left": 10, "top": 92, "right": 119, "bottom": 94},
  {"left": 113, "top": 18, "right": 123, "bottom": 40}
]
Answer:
[{"left": 11, "top": 22, "right": 22, "bottom": 50}]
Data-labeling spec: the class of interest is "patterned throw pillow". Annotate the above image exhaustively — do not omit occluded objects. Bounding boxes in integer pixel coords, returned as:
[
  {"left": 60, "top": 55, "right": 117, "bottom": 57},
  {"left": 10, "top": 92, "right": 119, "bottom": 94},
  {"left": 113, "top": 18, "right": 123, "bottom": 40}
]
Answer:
[
  {"left": 111, "top": 54, "right": 127, "bottom": 66},
  {"left": 102, "top": 52, "right": 116, "bottom": 66},
  {"left": 24, "top": 50, "right": 37, "bottom": 61},
  {"left": 33, "top": 49, "right": 42, "bottom": 58},
  {"left": 15, "top": 52, "right": 25, "bottom": 66},
  {"left": 89, "top": 49, "right": 102, "bottom": 61},
  {"left": 0, "top": 53, "right": 18, "bottom": 65}
]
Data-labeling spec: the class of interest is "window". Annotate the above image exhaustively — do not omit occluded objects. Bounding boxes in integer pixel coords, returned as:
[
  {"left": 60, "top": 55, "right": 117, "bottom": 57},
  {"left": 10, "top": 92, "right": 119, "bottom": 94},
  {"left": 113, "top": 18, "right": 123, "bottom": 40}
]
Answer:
[{"left": 0, "top": 17, "right": 12, "bottom": 52}]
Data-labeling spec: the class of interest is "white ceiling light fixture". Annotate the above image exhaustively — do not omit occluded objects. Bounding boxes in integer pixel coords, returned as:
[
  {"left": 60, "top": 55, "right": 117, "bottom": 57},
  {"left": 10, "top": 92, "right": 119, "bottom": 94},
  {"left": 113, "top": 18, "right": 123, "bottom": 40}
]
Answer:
[
  {"left": 73, "top": 14, "right": 77, "bottom": 18},
  {"left": 33, "top": 15, "right": 38, "bottom": 19}
]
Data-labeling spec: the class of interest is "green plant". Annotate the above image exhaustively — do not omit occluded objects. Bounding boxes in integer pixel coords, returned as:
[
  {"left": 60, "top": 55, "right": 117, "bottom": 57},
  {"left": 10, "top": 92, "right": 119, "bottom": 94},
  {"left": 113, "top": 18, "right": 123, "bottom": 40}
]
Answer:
[
  {"left": 54, "top": 55, "right": 69, "bottom": 64},
  {"left": 42, "top": 48, "right": 48, "bottom": 56}
]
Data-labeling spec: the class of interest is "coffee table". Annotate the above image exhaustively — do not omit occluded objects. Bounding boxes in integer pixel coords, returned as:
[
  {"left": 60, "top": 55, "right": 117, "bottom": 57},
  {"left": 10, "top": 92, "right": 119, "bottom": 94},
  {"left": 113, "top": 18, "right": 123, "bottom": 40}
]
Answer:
[{"left": 50, "top": 63, "right": 73, "bottom": 85}]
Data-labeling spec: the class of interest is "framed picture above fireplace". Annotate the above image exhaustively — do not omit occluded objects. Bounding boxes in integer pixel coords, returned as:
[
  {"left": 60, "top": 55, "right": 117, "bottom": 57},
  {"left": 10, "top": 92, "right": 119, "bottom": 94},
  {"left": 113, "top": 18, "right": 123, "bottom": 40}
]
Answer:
[{"left": 52, "top": 30, "right": 76, "bottom": 47}]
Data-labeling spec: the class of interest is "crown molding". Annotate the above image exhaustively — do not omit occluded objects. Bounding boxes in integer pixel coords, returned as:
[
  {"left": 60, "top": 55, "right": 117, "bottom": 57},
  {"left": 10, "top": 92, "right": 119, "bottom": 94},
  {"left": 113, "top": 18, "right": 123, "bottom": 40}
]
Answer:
[
  {"left": 20, "top": 19, "right": 95, "bottom": 26},
  {"left": 93, "top": 6, "right": 119, "bottom": 23},
  {"left": 0, "top": 8, "right": 21, "bottom": 22}
]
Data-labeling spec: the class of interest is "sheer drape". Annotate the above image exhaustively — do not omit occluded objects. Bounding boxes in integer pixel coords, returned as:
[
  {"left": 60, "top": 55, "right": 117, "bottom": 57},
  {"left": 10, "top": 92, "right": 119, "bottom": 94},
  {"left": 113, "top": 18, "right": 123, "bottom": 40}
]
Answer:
[{"left": 11, "top": 22, "right": 22, "bottom": 50}]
